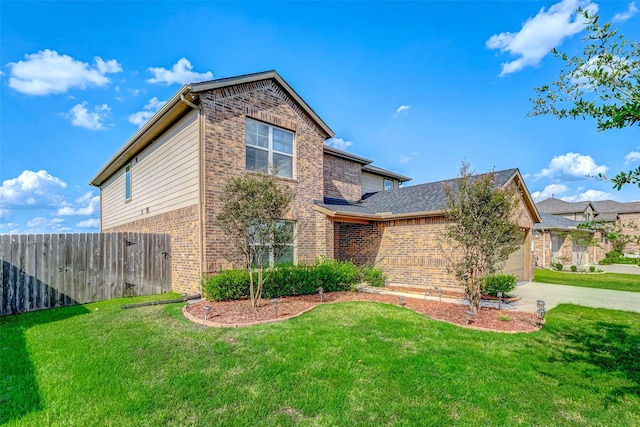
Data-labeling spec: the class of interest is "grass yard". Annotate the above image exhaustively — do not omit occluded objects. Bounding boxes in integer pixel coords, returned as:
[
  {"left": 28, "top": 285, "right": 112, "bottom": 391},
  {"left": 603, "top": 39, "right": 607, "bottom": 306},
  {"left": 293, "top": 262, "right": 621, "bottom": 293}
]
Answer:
[
  {"left": 1, "top": 294, "right": 639, "bottom": 426},
  {"left": 534, "top": 269, "right": 640, "bottom": 293}
]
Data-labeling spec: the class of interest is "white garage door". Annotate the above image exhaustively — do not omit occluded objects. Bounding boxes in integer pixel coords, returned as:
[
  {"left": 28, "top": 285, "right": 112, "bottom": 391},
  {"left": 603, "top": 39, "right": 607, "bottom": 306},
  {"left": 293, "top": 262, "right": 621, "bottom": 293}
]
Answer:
[{"left": 502, "top": 239, "right": 525, "bottom": 281}]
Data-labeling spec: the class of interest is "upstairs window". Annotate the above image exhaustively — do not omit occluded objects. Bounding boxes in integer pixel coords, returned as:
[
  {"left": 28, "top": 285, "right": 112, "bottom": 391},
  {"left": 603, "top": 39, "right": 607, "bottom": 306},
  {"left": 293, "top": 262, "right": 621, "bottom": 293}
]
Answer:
[
  {"left": 245, "top": 119, "right": 294, "bottom": 178},
  {"left": 384, "top": 179, "right": 394, "bottom": 191},
  {"left": 125, "top": 164, "right": 132, "bottom": 200}
]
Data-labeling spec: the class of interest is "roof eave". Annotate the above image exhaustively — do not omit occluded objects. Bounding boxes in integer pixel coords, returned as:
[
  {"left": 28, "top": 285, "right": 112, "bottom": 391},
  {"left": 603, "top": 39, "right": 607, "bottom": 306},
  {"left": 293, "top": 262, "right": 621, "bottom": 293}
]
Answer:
[{"left": 90, "top": 85, "right": 195, "bottom": 187}]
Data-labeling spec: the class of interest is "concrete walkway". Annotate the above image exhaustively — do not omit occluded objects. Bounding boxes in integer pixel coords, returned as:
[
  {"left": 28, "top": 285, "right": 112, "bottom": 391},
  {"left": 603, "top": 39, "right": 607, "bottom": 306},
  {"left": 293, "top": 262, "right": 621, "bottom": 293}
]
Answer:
[
  {"left": 511, "top": 281, "right": 640, "bottom": 313},
  {"left": 596, "top": 264, "right": 640, "bottom": 275}
]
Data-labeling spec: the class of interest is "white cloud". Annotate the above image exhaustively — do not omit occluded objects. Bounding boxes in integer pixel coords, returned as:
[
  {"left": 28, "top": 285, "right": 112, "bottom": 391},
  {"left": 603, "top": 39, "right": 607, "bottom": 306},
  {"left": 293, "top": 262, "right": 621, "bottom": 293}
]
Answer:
[
  {"left": 534, "top": 152, "right": 608, "bottom": 180},
  {"left": 325, "top": 137, "right": 353, "bottom": 151},
  {"left": 612, "top": 1, "right": 638, "bottom": 22},
  {"left": 146, "top": 58, "right": 213, "bottom": 85},
  {"left": 531, "top": 183, "right": 570, "bottom": 201},
  {"left": 26, "top": 217, "right": 70, "bottom": 233},
  {"left": 561, "top": 189, "right": 614, "bottom": 202},
  {"left": 7, "top": 49, "right": 122, "bottom": 95},
  {"left": 486, "top": 0, "right": 597, "bottom": 76},
  {"left": 399, "top": 152, "right": 419, "bottom": 163},
  {"left": 66, "top": 102, "right": 110, "bottom": 130},
  {"left": 0, "top": 170, "right": 66, "bottom": 207},
  {"left": 76, "top": 218, "right": 100, "bottom": 228},
  {"left": 396, "top": 105, "right": 411, "bottom": 114},
  {"left": 57, "top": 192, "right": 100, "bottom": 216},
  {"left": 624, "top": 150, "right": 640, "bottom": 165},
  {"left": 128, "top": 97, "right": 167, "bottom": 127}
]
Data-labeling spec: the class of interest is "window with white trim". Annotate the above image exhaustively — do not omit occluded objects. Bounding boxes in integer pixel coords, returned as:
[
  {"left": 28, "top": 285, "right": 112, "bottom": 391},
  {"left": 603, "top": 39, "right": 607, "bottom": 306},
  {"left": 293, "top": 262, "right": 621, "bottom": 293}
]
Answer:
[
  {"left": 125, "top": 164, "right": 132, "bottom": 200},
  {"left": 384, "top": 179, "right": 393, "bottom": 191},
  {"left": 245, "top": 119, "right": 294, "bottom": 178}
]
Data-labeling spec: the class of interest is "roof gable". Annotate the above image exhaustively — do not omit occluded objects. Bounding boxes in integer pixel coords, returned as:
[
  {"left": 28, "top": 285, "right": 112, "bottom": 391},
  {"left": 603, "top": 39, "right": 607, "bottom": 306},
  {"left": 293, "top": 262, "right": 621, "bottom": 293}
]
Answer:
[{"left": 191, "top": 70, "right": 334, "bottom": 138}]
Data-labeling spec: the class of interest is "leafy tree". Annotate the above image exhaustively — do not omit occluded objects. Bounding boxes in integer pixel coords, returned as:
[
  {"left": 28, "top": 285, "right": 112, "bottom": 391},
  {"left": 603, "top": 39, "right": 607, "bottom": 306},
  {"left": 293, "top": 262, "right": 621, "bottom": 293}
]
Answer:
[
  {"left": 564, "top": 226, "right": 599, "bottom": 268},
  {"left": 215, "top": 172, "right": 295, "bottom": 308},
  {"left": 442, "top": 164, "right": 523, "bottom": 313},
  {"left": 529, "top": 10, "right": 640, "bottom": 189}
]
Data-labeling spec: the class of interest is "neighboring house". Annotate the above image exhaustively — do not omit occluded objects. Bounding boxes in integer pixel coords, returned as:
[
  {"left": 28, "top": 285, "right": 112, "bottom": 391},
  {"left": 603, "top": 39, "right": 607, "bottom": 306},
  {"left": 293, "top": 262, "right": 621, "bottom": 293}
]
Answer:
[
  {"left": 533, "top": 198, "right": 640, "bottom": 268},
  {"left": 91, "top": 70, "right": 540, "bottom": 294}
]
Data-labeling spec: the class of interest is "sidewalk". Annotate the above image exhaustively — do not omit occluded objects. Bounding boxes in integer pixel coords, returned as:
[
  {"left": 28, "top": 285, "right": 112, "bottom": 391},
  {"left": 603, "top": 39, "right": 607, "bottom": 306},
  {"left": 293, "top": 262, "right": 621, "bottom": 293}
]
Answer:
[{"left": 511, "top": 281, "right": 640, "bottom": 313}]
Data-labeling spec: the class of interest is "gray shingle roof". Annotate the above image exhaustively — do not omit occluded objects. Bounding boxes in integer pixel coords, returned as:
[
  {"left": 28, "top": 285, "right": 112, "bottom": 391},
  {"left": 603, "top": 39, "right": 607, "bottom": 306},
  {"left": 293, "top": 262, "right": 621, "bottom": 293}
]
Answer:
[
  {"left": 536, "top": 198, "right": 640, "bottom": 217},
  {"left": 317, "top": 168, "right": 519, "bottom": 217},
  {"left": 534, "top": 212, "right": 582, "bottom": 230}
]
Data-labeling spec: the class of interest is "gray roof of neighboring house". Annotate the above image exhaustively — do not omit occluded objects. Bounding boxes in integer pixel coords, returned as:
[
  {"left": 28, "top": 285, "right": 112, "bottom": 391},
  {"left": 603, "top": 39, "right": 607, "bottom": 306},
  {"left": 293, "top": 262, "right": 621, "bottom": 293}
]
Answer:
[
  {"left": 317, "top": 168, "right": 520, "bottom": 218},
  {"left": 536, "top": 197, "right": 640, "bottom": 219},
  {"left": 534, "top": 212, "right": 583, "bottom": 230},
  {"left": 594, "top": 212, "right": 619, "bottom": 222}
]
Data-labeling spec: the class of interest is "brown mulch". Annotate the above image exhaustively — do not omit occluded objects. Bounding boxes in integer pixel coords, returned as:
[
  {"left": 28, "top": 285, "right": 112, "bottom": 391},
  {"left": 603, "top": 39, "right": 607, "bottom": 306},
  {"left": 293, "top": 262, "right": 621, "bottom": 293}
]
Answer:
[{"left": 184, "top": 291, "right": 539, "bottom": 332}]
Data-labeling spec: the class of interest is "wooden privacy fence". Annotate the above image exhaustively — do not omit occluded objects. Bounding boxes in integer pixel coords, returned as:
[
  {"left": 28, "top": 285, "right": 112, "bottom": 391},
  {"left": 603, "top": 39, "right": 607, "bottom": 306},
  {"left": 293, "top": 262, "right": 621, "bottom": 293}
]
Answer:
[{"left": 0, "top": 232, "right": 171, "bottom": 316}]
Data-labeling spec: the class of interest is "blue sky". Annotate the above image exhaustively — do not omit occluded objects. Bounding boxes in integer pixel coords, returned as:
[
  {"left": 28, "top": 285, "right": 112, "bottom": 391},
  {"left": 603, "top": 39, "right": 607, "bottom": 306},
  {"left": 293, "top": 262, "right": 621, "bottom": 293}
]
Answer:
[{"left": 1, "top": 0, "right": 639, "bottom": 234}]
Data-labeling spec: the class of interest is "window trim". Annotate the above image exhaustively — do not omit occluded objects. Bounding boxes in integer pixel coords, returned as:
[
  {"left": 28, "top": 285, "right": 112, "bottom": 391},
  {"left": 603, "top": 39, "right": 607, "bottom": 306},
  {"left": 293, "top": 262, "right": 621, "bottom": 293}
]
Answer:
[
  {"left": 125, "top": 164, "right": 132, "bottom": 201},
  {"left": 384, "top": 178, "right": 393, "bottom": 191},
  {"left": 252, "top": 220, "right": 296, "bottom": 267},
  {"left": 245, "top": 118, "right": 295, "bottom": 178}
]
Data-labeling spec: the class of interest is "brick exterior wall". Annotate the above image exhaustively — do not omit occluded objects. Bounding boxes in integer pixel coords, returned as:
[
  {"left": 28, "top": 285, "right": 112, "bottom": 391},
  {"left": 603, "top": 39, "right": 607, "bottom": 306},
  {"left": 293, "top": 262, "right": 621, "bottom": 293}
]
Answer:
[
  {"left": 335, "top": 217, "right": 461, "bottom": 287},
  {"left": 619, "top": 213, "right": 640, "bottom": 254},
  {"left": 334, "top": 187, "right": 537, "bottom": 287},
  {"left": 323, "top": 153, "right": 363, "bottom": 200},
  {"left": 103, "top": 204, "right": 200, "bottom": 294},
  {"left": 533, "top": 229, "right": 611, "bottom": 269},
  {"left": 199, "top": 79, "right": 328, "bottom": 274}
]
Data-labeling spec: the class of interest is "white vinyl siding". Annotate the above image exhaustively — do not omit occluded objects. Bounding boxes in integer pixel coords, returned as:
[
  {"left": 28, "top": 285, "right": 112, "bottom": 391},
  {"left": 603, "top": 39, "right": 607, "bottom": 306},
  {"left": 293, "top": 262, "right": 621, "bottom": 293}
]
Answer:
[
  {"left": 361, "top": 171, "right": 397, "bottom": 194},
  {"left": 101, "top": 110, "right": 200, "bottom": 229}
]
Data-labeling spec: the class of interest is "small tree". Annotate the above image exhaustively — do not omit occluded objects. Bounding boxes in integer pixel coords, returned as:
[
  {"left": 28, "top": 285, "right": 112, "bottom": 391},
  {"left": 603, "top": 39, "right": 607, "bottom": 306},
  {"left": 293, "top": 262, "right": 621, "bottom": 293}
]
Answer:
[
  {"left": 215, "top": 173, "right": 295, "bottom": 308},
  {"left": 442, "top": 164, "right": 523, "bottom": 313},
  {"left": 565, "top": 226, "right": 600, "bottom": 269}
]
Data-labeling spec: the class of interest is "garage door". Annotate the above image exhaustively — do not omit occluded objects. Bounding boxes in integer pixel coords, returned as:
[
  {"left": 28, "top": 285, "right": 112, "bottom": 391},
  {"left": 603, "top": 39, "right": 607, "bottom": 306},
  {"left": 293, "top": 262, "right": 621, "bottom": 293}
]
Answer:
[{"left": 502, "top": 238, "right": 525, "bottom": 281}]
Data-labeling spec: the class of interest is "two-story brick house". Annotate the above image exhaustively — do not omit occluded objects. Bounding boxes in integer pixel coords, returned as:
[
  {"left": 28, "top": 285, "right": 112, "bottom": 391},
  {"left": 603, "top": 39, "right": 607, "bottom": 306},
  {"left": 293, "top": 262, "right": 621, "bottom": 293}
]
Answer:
[
  {"left": 91, "top": 71, "right": 540, "bottom": 294},
  {"left": 533, "top": 198, "right": 640, "bottom": 268}
]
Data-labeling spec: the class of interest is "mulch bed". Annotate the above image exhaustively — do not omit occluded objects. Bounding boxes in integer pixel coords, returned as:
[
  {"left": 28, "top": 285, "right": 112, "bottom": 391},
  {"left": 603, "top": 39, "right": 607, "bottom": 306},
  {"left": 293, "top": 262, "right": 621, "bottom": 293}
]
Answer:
[{"left": 184, "top": 291, "right": 539, "bottom": 332}]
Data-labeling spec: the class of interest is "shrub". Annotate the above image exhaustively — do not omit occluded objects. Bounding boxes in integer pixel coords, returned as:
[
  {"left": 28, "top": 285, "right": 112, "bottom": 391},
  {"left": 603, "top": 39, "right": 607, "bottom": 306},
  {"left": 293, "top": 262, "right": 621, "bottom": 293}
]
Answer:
[
  {"left": 599, "top": 257, "right": 613, "bottom": 265},
  {"left": 483, "top": 274, "right": 517, "bottom": 297},
  {"left": 204, "top": 259, "right": 362, "bottom": 301},
  {"left": 359, "top": 265, "right": 386, "bottom": 287},
  {"left": 589, "top": 265, "right": 596, "bottom": 273},
  {"left": 553, "top": 262, "right": 564, "bottom": 271},
  {"left": 201, "top": 269, "right": 250, "bottom": 301},
  {"left": 570, "top": 265, "right": 577, "bottom": 272},
  {"left": 605, "top": 250, "right": 623, "bottom": 259}
]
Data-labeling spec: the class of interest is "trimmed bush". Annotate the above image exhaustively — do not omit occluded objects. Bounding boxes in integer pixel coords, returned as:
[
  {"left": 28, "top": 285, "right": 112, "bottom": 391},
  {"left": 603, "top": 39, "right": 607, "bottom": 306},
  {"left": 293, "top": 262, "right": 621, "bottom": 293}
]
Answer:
[
  {"left": 359, "top": 265, "right": 386, "bottom": 287},
  {"left": 201, "top": 269, "right": 250, "bottom": 301},
  {"left": 570, "top": 265, "right": 577, "bottom": 272},
  {"left": 483, "top": 274, "right": 517, "bottom": 297},
  {"left": 553, "top": 262, "right": 564, "bottom": 271},
  {"left": 589, "top": 266, "right": 596, "bottom": 273},
  {"left": 202, "top": 259, "right": 362, "bottom": 301}
]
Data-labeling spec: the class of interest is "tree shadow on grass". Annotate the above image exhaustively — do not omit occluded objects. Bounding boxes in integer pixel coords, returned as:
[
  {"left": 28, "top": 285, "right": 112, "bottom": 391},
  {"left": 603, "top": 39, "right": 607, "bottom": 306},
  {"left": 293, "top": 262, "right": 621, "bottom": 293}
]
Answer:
[
  {"left": 0, "top": 304, "right": 89, "bottom": 425},
  {"left": 539, "top": 310, "right": 640, "bottom": 405}
]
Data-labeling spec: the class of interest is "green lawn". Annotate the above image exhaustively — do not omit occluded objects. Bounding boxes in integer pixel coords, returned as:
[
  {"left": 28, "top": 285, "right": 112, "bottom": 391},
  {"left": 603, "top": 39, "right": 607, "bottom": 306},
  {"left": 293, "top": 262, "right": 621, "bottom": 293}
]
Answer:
[
  {"left": 1, "top": 294, "right": 639, "bottom": 426},
  {"left": 534, "top": 269, "right": 640, "bottom": 292}
]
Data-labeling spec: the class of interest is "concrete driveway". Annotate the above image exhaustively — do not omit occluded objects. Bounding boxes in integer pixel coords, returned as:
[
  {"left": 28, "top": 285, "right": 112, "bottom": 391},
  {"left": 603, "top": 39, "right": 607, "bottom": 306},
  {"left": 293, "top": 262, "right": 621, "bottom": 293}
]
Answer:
[{"left": 509, "top": 281, "right": 640, "bottom": 313}]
